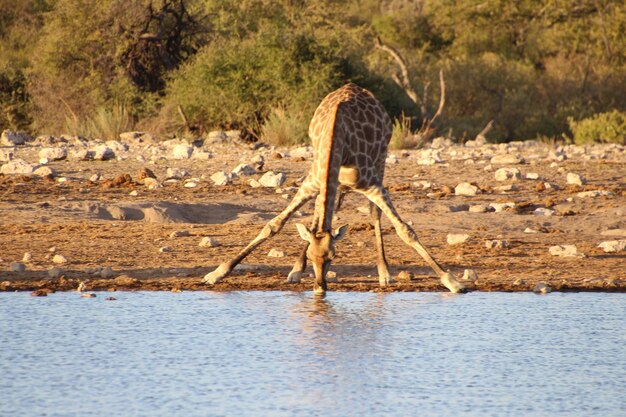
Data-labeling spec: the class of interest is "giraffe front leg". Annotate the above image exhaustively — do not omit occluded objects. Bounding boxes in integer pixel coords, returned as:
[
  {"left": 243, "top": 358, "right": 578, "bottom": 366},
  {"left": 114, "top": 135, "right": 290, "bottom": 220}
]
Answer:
[
  {"left": 362, "top": 186, "right": 468, "bottom": 294},
  {"left": 203, "top": 182, "right": 317, "bottom": 285},
  {"left": 370, "top": 201, "right": 394, "bottom": 287},
  {"left": 287, "top": 245, "right": 307, "bottom": 284}
]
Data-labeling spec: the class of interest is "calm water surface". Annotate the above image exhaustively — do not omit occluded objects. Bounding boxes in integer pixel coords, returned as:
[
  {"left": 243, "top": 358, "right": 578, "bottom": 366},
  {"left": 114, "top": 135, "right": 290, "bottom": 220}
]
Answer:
[{"left": 1, "top": 291, "right": 624, "bottom": 417}]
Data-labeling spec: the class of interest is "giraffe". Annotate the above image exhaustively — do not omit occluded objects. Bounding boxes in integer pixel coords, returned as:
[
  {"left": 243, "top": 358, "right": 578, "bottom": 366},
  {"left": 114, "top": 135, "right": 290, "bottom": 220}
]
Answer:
[{"left": 203, "top": 83, "right": 467, "bottom": 294}]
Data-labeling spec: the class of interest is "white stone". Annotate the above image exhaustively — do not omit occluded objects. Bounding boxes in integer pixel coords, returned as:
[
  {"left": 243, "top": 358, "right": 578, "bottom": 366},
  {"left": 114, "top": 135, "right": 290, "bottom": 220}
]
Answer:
[
  {"left": 232, "top": 164, "right": 257, "bottom": 176},
  {"left": 267, "top": 248, "right": 286, "bottom": 258},
  {"left": 524, "top": 228, "right": 539, "bottom": 234},
  {"left": 597, "top": 240, "right": 626, "bottom": 253},
  {"left": 93, "top": 145, "right": 115, "bottom": 161},
  {"left": 144, "top": 177, "right": 160, "bottom": 189},
  {"left": 248, "top": 179, "right": 262, "bottom": 188},
  {"left": 184, "top": 181, "right": 198, "bottom": 188},
  {"left": 576, "top": 190, "right": 612, "bottom": 198},
  {"left": 494, "top": 184, "right": 519, "bottom": 192},
  {"left": 129, "top": 190, "right": 138, "bottom": 196},
  {"left": 494, "top": 167, "right": 521, "bottom": 181},
  {"left": 469, "top": 204, "right": 490, "bottom": 213},
  {"left": 533, "top": 208, "right": 555, "bottom": 216},
  {"left": 601, "top": 229, "right": 626, "bottom": 237},
  {"left": 416, "top": 149, "right": 443, "bottom": 165},
  {"left": 549, "top": 245, "right": 584, "bottom": 258},
  {"left": 447, "top": 234, "right": 471, "bottom": 245},
  {"left": 38, "top": 147, "right": 67, "bottom": 161},
  {"left": 1, "top": 159, "right": 40, "bottom": 175},
  {"left": 10, "top": 262, "right": 26, "bottom": 272},
  {"left": 170, "top": 230, "right": 190, "bottom": 238},
  {"left": 455, "top": 182, "right": 479, "bottom": 196},
  {"left": 210, "top": 171, "right": 233, "bottom": 186},
  {"left": 533, "top": 282, "right": 552, "bottom": 294},
  {"left": 566, "top": 172, "right": 587, "bottom": 185},
  {"left": 53, "top": 254, "right": 67, "bottom": 264},
  {"left": 526, "top": 172, "right": 540, "bottom": 180},
  {"left": 22, "top": 252, "right": 32, "bottom": 262},
  {"left": 199, "top": 237, "right": 220, "bottom": 247},
  {"left": 171, "top": 144, "right": 193, "bottom": 159},
  {"left": 259, "top": 171, "right": 286, "bottom": 187},
  {"left": 490, "top": 154, "right": 523, "bottom": 164},
  {"left": 33, "top": 166, "right": 56, "bottom": 177},
  {"left": 192, "top": 150, "right": 212, "bottom": 160},
  {"left": 489, "top": 202, "right": 515, "bottom": 212},
  {"left": 166, "top": 167, "right": 190, "bottom": 179}
]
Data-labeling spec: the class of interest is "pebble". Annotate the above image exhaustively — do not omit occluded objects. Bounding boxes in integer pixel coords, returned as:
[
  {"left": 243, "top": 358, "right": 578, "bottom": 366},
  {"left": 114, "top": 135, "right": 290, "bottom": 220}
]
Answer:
[
  {"left": 494, "top": 167, "right": 521, "bottom": 181},
  {"left": 38, "top": 147, "right": 67, "bottom": 161},
  {"left": 93, "top": 145, "right": 115, "bottom": 160},
  {"left": 184, "top": 181, "right": 198, "bottom": 188},
  {"left": 171, "top": 144, "right": 193, "bottom": 159},
  {"left": 143, "top": 177, "right": 160, "bottom": 189},
  {"left": 248, "top": 179, "right": 262, "bottom": 188},
  {"left": 494, "top": 184, "right": 518, "bottom": 192},
  {"left": 455, "top": 182, "right": 479, "bottom": 196},
  {"left": 485, "top": 239, "right": 508, "bottom": 249},
  {"left": 461, "top": 269, "right": 478, "bottom": 281},
  {"left": 166, "top": 167, "right": 190, "bottom": 179},
  {"left": 326, "top": 270, "right": 338, "bottom": 283},
  {"left": 533, "top": 207, "right": 555, "bottom": 216},
  {"left": 566, "top": 172, "right": 587, "bottom": 185},
  {"left": 549, "top": 245, "right": 584, "bottom": 258},
  {"left": 1, "top": 159, "right": 40, "bottom": 175},
  {"left": 526, "top": 172, "right": 540, "bottom": 180},
  {"left": 447, "top": 234, "right": 471, "bottom": 245},
  {"left": 259, "top": 171, "right": 286, "bottom": 187},
  {"left": 576, "top": 190, "right": 612, "bottom": 198},
  {"left": 513, "top": 278, "right": 526, "bottom": 286},
  {"left": 232, "top": 164, "right": 257, "bottom": 176},
  {"left": 170, "top": 230, "right": 191, "bottom": 238},
  {"left": 533, "top": 282, "right": 552, "bottom": 294},
  {"left": 129, "top": 190, "right": 138, "bottom": 196},
  {"left": 524, "top": 228, "right": 540, "bottom": 234},
  {"left": 469, "top": 204, "right": 490, "bottom": 213},
  {"left": 396, "top": 270, "right": 413, "bottom": 281},
  {"left": 489, "top": 202, "right": 515, "bottom": 212},
  {"left": 597, "top": 240, "right": 626, "bottom": 253},
  {"left": 52, "top": 254, "right": 67, "bottom": 264},
  {"left": 267, "top": 248, "right": 286, "bottom": 258},
  {"left": 210, "top": 171, "right": 233, "bottom": 186},
  {"left": 22, "top": 252, "right": 32, "bottom": 262},
  {"left": 199, "top": 237, "right": 220, "bottom": 247},
  {"left": 601, "top": 229, "right": 626, "bottom": 237},
  {"left": 10, "top": 262, "right": 26, "bottom": 272},
  {"left": 159, "top": 246, "right": 173, "bottom": 253}
]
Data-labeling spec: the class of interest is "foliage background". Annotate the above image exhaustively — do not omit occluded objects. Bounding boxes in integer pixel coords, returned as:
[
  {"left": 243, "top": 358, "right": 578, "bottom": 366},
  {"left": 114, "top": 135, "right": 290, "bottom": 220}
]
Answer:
[{"left": 1, "top": 0, "right": 624, "bottom": 143}]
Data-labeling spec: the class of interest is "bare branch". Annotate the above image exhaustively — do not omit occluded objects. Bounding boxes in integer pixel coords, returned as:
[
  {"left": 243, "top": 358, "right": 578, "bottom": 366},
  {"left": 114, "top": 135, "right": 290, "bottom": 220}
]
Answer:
[
  {"left": 475, "top": 119, "right": 494, "bottom": 140},
  {"left": 374, "top": 36, "right": 420, "bottom": 106},
  {"left": 429, "top": 69, "right": 446, "bottom": 126}
]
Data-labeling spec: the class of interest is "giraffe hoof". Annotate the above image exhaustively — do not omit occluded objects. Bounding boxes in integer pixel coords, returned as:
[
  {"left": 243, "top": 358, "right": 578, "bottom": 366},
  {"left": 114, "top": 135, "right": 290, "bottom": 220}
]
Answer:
[
  {"left": 440, "top": 272, "right": 468, "bottom": 294},
  {"left": 203, "top": 264, "right": 230, "bottom": 285},
  {"left": 286, "top": 271, "right": 302, "bottom": 284}
]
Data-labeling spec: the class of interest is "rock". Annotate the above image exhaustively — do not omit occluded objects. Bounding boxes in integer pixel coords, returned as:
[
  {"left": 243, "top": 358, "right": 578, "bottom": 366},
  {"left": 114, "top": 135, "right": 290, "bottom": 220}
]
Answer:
[
  {"left": 455, "top": 182, "right": 479, "bottom": 196},
  {"left": 576, "top": 190, "right": 612, "bottom": 198},
  {"left": 170, "top": 230, "right": 190, "bottom": 238},
  {"left": 526, "top": 172, "right": 540, "bottom": 180},
  {"left": 210, "top": 171, "right": 233, "bottom": 186},
  {"left": 100, "top": 266, "right": 115, "bottom": 278},
  {"left": 0, "top": 148, "right": 14, "bottom": 162},
  {"left": 1, "top": 159, "right": 40, "bottom": 175},
  {"left": 31, "top": 289, "right": 49, "bottom": 297},
  {"left": 469, "top": 204, "right": 491, "bottom": 213},
  {"left": 533, "top": 207, "right": 555, "bottom": 216},
  {"left": 143, "top": 177, "right": 160, "bottom": 189},
  {"left": 171, "top": 144, "right": 193, "bottom": 159},
  {"left": 601, "top": 229, "right": 626, "bottom": 237},
  {"left": 93, "top": 145, "right": 115, "bottom": 161},
  {"left": 52, "top": 254, "right": 67, "bottom": 264},
  {"left": 489, "top": 202, "right": 515, "bottom": 212},
  {"left": 206, "top": 130, "right": 228, "bottom": 144},
  {"left": 259, "top": 171, "right": 286, "bottom": 187},
  {"left": 549, "top": 245, "right": 584, "bottom": 258},
  {"left": 447, "top": 234, "right": 471, "bottom": 245},
  {"left": 524, "top": 228, "right": 539, "bottom": 234},
  {"left": 71, "top": 149, "right": 94, "bottom": 161},
  {"left": 137, "top": 167, "right": 157, "bottom": 183},
  {"left": 513, "top": 278, "right": 526, "bottom": 286},
  {"left": 385, "top": 154, "right": 399, "bottom": 164},
  {"left": 566, "top": 172, "right": 587, "bottom": 185},
  {"left": 159, "top": 246, "right": 173, "bottom": 253},
  {"left": 396, "top": 270, "right": 413, "bottom": 281},
  {"left": 22, "top": 252, "right": 32, "bottom": 262},
  {"left": 267, "top": 248, "right": 286, "bottom": 258},
  {"left": 192, "top": 150, "right": 213, "bottom": 160},
  {"left": 485, "top": 239, "right": 508, "bottom": 249},
  {"left": 38, "top": 147, "right": 67, "bottom": 161},
  {"left": 250, "top": 154, "right": 265, "bottom": 170},
  {"left": 490, "top": 154, "right": 524, "bottom": 164},
  {"left": 461, "top": 269, "right": 478, "bottom": 281},
  {"left": 33, "top": 166, "right": 56, "bottom": 177},
  {"left": 494, "top": 167, "right": 521, "bottom": 181},
  {"left": 81, "top": 293, "right": 97, "bottom": 298},
  {"left": 199, "top": 237, "right": 220, "bottom": 247},
  {"left": 248, "top": 179, "right": 262, "bottom": 188},
  {"left": 166, "top": 167, "right": 190, "bottom": 179},
  {"left": 48, "top": 267, "right": 64, "bottom": 278},
  {"left": 1, "top": 130, "right": 30, "bottom": 146},
  {"left": 416, "top": 149, "right": 443, "bottom": 165},
  {"left": 533, "top": 282, "right": 552, "bottom": 294},
  {"left": 232, "top": 164, "right": 257, "bottom": 176},
  {"left": 597, "top": 240, "right": 626, "bottom": 253},
  {"left": 183, "top": 181, "right": 198, "bottom": 188},
  {"left": 494, "top": 184, "right": 519, "bottom": 192},
  {"left": 10, "top": 262, "right": 26, "bottom": 272}
]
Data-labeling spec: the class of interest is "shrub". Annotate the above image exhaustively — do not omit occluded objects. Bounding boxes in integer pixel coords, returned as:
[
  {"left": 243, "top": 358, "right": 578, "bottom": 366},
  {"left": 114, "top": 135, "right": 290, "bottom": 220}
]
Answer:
[
  {"left": 389, "top": 115, "right": 424, "bottom": 150},
  {"left": 568, "top": 111, "right": 626, "bottom": 145},
  {"left": 260, "top": 107, "right": 309, "bottom": 146}
]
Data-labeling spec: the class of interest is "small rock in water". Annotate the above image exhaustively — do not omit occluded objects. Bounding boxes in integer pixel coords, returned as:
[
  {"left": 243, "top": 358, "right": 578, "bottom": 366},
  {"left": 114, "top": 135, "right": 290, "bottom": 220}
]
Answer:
[
  {"left": 31, "top": 289, "right": 50, "bottom": 297},
  {"left": 454, "top": 182, "right": 479, "bottom": 196},
  {"left": 81, "top": 293, "right": 97, "bottom": 298},
  {"left": 169, "top": 230, "right": 191, "bottom": 238},
  {"left": 10, "top": 262, "right": 26, "bottom": 272},
  {"left": 597, "top": 240, "right": 626, "bottom": 253},
  {"left": 52, "top": 254, "right": 67, "bottom": 264},
  {"left": 566, "top": 172, "right": 587, "bottom": 186},
  {"left": 267, "top": 248, "right": 286, "bottom": 258},
  {"left": 485, "top": 239, "right": 509, "bottom": 249},
  {"left": 447, "top": 234, "right": 471, "bottom": 245},
  {"left": 199, "top": 237, "right": 220, "bottom": 247},
  {"left": 533, "top": 282, "right": 552, "bottom": 294},
  {"left": 549, "top": 245, "right": 584, "bottom": 258}
]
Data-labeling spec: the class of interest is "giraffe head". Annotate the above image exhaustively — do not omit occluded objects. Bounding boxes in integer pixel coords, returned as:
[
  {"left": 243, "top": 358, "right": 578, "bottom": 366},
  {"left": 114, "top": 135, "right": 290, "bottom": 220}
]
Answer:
[{"left": 296, "top": 223, "right": 348, "bottom": 291}]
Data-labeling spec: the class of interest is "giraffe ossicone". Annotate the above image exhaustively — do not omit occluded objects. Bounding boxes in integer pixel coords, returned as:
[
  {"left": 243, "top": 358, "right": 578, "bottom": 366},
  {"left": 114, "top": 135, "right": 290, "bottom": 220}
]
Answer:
[{"left": 203, "top": 83, "right": 468, "bottom": 294}]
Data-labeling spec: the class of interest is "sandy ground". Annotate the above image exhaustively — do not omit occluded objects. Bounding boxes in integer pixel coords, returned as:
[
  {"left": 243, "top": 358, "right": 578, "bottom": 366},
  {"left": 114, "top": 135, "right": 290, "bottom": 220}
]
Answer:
[{"left": 1, "top": 137, "right": 625, "bottom": 294}]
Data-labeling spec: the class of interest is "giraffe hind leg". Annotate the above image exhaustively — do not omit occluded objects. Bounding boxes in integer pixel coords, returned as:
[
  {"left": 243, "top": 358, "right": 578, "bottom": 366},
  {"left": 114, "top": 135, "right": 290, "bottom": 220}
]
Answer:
[
  {"left": 370, "top": 200, "right": 394, "bottom": 287},
  {"left": 361, "top": 186, "right": 468, "bottom": 293}
]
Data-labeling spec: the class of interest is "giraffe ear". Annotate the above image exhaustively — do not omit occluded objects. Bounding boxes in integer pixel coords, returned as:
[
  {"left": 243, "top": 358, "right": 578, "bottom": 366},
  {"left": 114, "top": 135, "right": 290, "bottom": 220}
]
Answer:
[
  {"left": 332, "top": 224, "right": 348, "bottom": 241},
  {"left": 295, "top": 223, "right": 313, "bottom": 243}
]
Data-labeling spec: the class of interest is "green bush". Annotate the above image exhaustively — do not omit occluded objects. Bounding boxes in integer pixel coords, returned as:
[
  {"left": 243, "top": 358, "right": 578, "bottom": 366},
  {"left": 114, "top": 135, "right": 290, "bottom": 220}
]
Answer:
[
  {"left": 260, "top": 107, "right": 309, "bottom": 146},
  {"left": 568, "top": 111, "right": 626, "bottom": 145}
]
